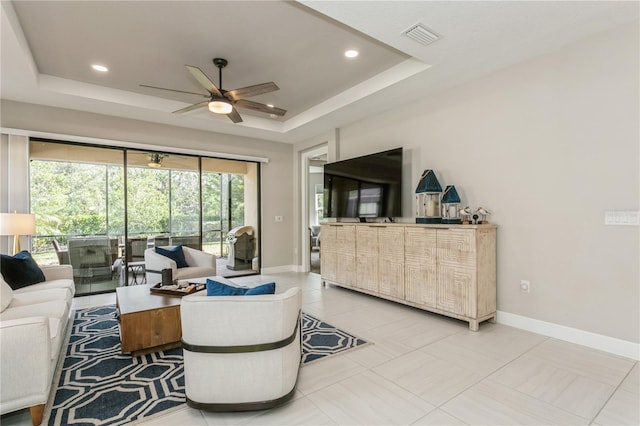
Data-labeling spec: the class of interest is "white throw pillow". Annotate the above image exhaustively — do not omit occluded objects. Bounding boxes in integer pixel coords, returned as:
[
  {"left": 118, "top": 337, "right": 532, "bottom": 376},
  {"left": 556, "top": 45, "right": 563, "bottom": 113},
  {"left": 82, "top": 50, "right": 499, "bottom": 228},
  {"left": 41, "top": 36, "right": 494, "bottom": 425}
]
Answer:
[{"left": 1, "top": 275, "right": 14, "bottom": 312}]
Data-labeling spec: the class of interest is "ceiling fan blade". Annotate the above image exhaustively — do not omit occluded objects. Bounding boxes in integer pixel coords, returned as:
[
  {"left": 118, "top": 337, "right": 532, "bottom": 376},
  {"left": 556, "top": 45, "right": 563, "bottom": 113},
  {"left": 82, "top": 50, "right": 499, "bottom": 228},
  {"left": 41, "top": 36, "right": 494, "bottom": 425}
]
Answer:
[
  {"left": 172, "top": 101, "right": 208, "bottom": 114},
  {"left": 235, "top": 99, "right": 286, "bottom": 116},
  {"left": 225, "top": 82, "right": 280, "bottom": 100},
  {"left": 140, "top": 84, "right": 209, "bottom": 98},
  {"left": 227, "top": 107, "right": 243, "bottom": 123},
  {"left": 186, "top": 65, "right": 223, "bottom": 97}
]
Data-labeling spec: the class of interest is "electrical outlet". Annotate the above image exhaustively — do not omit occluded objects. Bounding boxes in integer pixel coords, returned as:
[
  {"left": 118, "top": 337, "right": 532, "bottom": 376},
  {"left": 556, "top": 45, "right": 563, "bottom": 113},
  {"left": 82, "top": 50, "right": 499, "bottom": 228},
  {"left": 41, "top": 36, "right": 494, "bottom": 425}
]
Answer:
[
  {"left": 520, "top": 280, "right": 530, "bottom": 293},
  {"left": 605, "top": 210, "right": 640, "bottom": 226}
]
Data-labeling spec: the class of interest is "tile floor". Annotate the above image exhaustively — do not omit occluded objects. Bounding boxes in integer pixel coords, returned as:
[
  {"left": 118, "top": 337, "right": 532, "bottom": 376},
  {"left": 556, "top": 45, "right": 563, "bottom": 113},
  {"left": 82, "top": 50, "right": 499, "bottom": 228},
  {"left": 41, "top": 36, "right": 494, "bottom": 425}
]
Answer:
[{"left": 2, "top": 272, "right": 638, "bottom": 425}]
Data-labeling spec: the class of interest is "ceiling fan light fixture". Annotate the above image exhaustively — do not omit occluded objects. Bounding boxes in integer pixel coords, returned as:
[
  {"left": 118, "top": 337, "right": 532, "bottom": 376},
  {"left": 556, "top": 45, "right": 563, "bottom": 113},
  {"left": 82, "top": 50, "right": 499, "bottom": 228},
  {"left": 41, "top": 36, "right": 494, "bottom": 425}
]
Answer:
[
  {"left": 148, "top": 153, "right": 166, "bottom": 168},
  {"left": 208, "top": 100, "right": 233, "bottom": 114}
]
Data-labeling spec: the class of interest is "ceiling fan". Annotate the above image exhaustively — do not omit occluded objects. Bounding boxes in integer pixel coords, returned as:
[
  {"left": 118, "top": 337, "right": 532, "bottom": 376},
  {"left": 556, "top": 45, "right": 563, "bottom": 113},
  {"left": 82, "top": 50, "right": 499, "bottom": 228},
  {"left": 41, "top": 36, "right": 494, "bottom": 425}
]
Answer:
[{"left": 141, "top": 58, "right": 286, "bottom": 123}]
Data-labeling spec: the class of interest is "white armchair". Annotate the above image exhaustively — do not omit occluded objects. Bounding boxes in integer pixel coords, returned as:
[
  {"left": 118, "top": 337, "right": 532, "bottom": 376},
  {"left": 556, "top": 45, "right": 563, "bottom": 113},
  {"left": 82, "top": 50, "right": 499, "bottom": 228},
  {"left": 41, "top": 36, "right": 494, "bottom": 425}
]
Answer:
[
  {"left": 181, "top": 286, "right": 302, "bottom": 411},
  {"left": 144, "top": 246, "right": 216, "bottom": 284}
]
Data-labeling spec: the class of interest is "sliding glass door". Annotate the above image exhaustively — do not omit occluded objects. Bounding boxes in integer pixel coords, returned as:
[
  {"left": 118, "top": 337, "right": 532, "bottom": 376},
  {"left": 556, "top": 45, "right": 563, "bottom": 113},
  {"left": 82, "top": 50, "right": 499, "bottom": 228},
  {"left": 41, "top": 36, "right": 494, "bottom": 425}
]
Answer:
[
  {"left": 29, "top": 141, "right": 125, "bottom": 294},
  {"left": 29, "top": 140, "right": 261, "bottom": 296}
]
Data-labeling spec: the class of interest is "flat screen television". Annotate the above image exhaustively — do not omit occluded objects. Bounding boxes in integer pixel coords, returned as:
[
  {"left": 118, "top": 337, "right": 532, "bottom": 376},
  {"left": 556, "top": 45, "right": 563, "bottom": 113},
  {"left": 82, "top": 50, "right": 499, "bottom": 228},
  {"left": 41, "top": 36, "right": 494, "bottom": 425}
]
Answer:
[{"left": 323, "top": 148, "right": 402, "bottom": 220}]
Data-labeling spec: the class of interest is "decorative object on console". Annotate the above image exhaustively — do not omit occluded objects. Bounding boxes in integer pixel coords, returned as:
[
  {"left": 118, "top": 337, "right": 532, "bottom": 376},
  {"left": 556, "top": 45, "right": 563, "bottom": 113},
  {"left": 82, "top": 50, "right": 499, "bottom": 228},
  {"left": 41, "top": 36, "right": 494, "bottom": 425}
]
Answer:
[
  {"left": 459, "top": 206, "right": 472, "bottom": 224},
  {"left": 441, "top": 185, "right": 462, "bottom": 224},
  {"left": 475, "top": 206, "right": 491, "bottom": 224},
  {"left": 415, "top": 170, "right": 442, "bottom": 224},
  {"left": 0, "top": 212, "right": 36, "bottom": 255}
]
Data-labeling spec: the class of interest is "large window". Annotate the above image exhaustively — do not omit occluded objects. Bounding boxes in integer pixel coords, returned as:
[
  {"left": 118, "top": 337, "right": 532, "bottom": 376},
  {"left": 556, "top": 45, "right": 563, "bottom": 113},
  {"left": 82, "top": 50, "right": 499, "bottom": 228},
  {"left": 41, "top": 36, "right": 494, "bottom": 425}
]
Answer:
[{"left": 29, "top": 141, "right": 260, "bottom": 296}]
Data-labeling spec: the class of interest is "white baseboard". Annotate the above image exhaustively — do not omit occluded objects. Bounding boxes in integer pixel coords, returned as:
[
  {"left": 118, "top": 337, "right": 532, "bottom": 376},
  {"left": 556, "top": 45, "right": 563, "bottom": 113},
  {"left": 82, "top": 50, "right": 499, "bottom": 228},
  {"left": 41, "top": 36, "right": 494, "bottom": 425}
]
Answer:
[
  {"left": 260, "top": 265, "right": 297, "bottom": 274},
  {"left": 497, "top": 310, "right": 640, "bottom": 361}
]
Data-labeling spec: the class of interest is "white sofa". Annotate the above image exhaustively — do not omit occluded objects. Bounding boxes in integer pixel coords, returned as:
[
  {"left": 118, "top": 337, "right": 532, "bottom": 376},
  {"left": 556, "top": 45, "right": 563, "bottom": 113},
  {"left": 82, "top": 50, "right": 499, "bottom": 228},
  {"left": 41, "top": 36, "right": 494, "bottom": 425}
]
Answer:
[
  {"left": 181, "top": 286, "right": 302, "bottom": 410},
  {"left": 144, "top": 246, "right": 216, "bottom": 284},
  {"left": 0, "top": 265, "right": 75, "bottom": 425}
]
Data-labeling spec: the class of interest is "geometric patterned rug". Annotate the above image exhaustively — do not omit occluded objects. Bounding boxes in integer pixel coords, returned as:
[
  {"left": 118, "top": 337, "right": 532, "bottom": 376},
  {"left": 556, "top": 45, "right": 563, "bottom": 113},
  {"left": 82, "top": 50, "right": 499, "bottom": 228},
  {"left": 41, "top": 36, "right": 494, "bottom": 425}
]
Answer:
[
  {"left": 46, "top": 305, "right": 368, "bottom": 425},
  {"left": 301, "top": 313, "right": 368, "bottom": 364}
]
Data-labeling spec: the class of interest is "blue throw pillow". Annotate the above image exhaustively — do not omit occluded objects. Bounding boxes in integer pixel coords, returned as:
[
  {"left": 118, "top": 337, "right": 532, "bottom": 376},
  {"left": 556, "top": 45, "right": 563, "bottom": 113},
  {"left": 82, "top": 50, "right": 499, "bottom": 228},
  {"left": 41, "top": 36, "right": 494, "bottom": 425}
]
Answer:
[
  {"left": 245, "top": 282, "right": 276, "bottom": 295},
  {"left": 206, "top": 279, "right": 246, "bottom": 296},
  {"left": 0, "top": 251, "right": 46, "bottom": 290},
  {"left": 155, "top": 245, "right": 188, "bottom": 268},
  {"left": 206, "top": 279, "right": 276, "bottom": 296}
]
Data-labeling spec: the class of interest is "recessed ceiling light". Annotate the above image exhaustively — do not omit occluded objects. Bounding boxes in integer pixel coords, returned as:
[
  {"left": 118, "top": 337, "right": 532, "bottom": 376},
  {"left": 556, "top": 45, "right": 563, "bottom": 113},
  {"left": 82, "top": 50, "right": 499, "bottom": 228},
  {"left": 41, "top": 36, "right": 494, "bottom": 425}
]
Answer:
[
  {"left": 91, "top": 64, "right": 108, "bottom": 72},
  {"left": 266, "top": 104, "right": 274, "bottom": 108},
  {"left": 344, "top": 49, "right": 359, "bottom": 58}
]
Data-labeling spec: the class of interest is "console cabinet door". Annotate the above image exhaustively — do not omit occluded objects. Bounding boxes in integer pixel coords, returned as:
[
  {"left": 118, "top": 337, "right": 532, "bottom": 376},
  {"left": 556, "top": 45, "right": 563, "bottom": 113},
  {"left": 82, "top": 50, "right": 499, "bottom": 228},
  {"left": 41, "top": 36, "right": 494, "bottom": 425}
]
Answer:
[
  {"left": 356, "top": 226, "right": 379, "bottom": 292},
  {"left": 320, "top": 225, "right": 337, "bottom": 282},
  {"left": 336, "top": 225, "right": 356, "bottom": 287},
  {"left": 404, "top": 227, "right": 437, "bottom": 307},
  {"left": 378, "top": 226, "right": 404, "bottom": 298},
  {"left": 436, "top": 229, "right": 477, "bottom": 317}
]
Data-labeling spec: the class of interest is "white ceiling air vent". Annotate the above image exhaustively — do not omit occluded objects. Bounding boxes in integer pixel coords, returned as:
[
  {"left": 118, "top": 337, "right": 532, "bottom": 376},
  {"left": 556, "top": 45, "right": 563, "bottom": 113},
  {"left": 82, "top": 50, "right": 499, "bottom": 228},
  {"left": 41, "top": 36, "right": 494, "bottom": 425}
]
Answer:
[{"left": 402, "top": 24, "right": 441, "bottom": 46}]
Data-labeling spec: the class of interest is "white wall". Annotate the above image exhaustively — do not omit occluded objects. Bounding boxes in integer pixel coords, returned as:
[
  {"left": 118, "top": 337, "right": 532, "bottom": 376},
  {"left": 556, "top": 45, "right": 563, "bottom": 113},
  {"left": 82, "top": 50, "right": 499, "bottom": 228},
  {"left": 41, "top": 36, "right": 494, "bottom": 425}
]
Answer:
[
  {"left": 0, "top": 102, "right": 295, "bottom": 269},
  {"left": 297, "top": 22, "right": 639, "bottom": 345}
]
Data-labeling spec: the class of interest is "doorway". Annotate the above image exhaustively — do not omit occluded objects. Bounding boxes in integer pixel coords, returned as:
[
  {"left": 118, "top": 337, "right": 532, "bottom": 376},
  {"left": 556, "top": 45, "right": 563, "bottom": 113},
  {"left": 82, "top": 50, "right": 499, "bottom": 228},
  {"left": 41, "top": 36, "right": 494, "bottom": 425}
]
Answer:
[{"left": 301, "top": 146, "right": 327, "bottom": 274}]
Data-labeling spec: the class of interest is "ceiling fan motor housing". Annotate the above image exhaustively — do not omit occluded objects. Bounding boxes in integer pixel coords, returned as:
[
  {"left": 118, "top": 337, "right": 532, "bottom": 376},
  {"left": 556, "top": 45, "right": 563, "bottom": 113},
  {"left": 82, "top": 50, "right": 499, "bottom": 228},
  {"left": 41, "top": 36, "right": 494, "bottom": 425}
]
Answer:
[{"left": 213, "top": 58, "right": 228, "bottom": 68}]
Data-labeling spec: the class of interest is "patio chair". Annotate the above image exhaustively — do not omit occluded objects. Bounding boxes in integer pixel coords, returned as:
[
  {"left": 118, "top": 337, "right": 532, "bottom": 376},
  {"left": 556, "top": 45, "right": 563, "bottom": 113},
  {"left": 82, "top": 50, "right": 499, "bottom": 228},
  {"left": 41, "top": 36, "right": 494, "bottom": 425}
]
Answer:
[
  {"left": 67, "top": 237, "right": 114, "bottom": 284},
  {"left": 51, "top": 239, "right": 70, "bottom": 265}
]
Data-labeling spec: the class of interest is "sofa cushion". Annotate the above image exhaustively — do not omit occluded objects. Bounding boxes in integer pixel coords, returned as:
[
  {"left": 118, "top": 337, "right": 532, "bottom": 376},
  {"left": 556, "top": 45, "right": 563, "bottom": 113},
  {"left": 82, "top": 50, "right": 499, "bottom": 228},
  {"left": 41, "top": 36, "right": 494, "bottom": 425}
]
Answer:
[
  {"left": 0, "top": 277, "right": 13, "bottom": 312},
  {"left": 0, "top": 298, "right": 70, "bottom": 358},
  {"left": 14, "top": 278, "right": 75, "bottom": 296},
  {"left": 0, "top": 299, "right": 68, "bottom": 325},
  {"left": 206, "top": 279, "right": 276, "bottom": 296},
  {"left": 155, "top": 245, "right": 188, "bottom": 268},
  {"left": 0, "top": 251, "right": 46, "bottom": 290},
  {"left": 174, "top": 266, "right": 217, "bottom": 281},
  {"left": 10, "top": 288, "right": 72, "bottom": 308}
]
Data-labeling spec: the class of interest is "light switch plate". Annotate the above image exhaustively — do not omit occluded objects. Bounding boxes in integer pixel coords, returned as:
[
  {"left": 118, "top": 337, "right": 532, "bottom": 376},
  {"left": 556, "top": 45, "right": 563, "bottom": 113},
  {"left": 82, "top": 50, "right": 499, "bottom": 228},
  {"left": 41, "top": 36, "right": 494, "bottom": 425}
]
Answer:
[{"left": 604, "top": 210, "right": 640, "bottom": 226}]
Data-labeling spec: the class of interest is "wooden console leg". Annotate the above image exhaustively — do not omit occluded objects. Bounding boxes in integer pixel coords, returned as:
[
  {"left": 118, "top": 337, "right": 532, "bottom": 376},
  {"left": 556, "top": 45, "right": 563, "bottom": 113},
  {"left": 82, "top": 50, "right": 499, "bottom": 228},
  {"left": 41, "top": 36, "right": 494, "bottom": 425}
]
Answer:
[
  {"left": 30, "top": 404, "right": 45, "bottom": 426},
  {"left": 469, "top": 320, "right": 479, "bottom": 332},
  {"left": 488, "top": 315, "right": 497, "bottom": 324}
]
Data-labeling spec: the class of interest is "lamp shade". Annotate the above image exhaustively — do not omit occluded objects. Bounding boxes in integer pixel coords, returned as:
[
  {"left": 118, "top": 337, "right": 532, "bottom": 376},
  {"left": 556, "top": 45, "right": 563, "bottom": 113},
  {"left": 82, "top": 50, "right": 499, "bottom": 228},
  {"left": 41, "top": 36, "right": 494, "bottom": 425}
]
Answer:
[
  {"left": 415, "top": 170, "right": 442, "bottom": 193},
  {"left": 0, "top": 213, "right": 36, "bottom": 235},
  {"left": 441, "top": 185, "right": 461, "bottom": 203}
]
